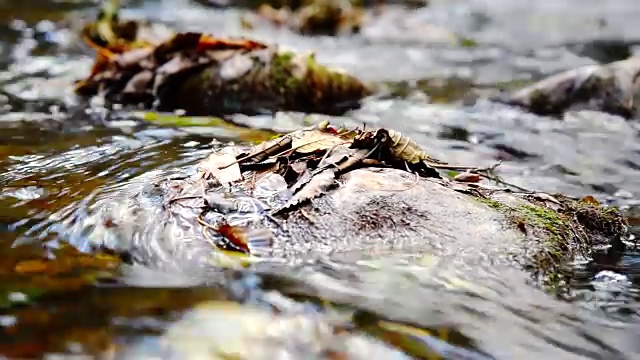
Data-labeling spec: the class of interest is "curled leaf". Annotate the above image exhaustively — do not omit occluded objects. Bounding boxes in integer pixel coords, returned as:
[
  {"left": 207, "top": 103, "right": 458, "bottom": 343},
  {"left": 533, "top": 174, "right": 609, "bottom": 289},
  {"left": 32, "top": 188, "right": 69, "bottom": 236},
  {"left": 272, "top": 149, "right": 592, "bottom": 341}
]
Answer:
[
  {"left": 199, "top": 150, "right": 243, "bottom": 185},
  {"left": 275, "top": 168, "right": 337, "bottom": 213}
]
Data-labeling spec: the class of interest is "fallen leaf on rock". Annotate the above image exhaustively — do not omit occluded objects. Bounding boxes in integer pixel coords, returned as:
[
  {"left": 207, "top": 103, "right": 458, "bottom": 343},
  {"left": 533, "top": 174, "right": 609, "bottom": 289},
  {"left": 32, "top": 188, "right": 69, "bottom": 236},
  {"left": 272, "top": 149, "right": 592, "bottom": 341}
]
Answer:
[
  {"left": 453, "top": 171, "right": 480, "bottom": 183},
  {"left": 580, "top": 195, "right": 600, "bottom": 207},
  {"left": 289, "top": 161, "right": 308, "bottom": 174},
  {"left": 197, "top": 34, "right": 268, "bottom": 52},
  {"left": 291, "top": 129, "right": 348, "bottom": 153},
  {"left": 239, "top": 135, "right": 293, "bottom": 165},
  {"left": 205, "top": 193, "right": 238, "bottom": 214},
  {"left": 275, "top": 168, "right": 337, "bottom": 213},
  {"left": 199, "top": 150, "right": 243, "bottom": 185}
]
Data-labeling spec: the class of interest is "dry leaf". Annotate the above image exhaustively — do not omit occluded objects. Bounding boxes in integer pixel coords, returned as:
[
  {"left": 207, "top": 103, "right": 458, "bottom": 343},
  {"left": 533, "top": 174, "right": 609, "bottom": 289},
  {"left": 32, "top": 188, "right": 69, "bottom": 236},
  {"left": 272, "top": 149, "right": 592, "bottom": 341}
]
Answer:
[
  {"left": 241, "top": 135, "right": 293, "bottom": 164},
  {"left": 199, "top": 150, "right": 243, "bottom": 185},
  {"left": 453, "top": 171, "right": 480, "bottom": 183},
  {"left": 580, "top": 195, "right": 600, "bottom": 207},
  {"left": 289, "top": 161, "right": 308, "bottom": 174},
  {"left": 276, "top": 168, "right": 337, "bottom": 213},
  {"left": 291, "top": 129, "right": 346, "bottom": 154},
  {"left": 217, "top": 224, "right": 274, "bottom": 255},
  {"left": 196, "top": 34, "right": 268, "bottom": 52}
]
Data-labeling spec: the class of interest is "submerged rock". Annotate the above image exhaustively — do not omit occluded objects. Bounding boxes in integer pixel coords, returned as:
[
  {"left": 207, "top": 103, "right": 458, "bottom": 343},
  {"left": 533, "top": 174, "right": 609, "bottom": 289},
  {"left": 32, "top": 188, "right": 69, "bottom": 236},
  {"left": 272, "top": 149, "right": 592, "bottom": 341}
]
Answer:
[{"left": 120, "top": 300, "right": 412, "bottom": 359}]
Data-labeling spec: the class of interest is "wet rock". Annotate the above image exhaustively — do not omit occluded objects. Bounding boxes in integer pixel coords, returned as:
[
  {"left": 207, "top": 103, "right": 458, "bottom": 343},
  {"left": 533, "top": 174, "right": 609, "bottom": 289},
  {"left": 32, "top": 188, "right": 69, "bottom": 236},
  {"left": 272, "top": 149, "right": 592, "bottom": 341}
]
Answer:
[
  {"left": 253, "top": 0, "right": 364, "bottom": 36},
  {"left": 499, "top": 57, "right": 640, "bottom": 118},
  {"left": 74, "top": 6, "right": 370, "bottom": 116},
  {"left": 60, "top": 125, "right": 628, "bottom": 287}
]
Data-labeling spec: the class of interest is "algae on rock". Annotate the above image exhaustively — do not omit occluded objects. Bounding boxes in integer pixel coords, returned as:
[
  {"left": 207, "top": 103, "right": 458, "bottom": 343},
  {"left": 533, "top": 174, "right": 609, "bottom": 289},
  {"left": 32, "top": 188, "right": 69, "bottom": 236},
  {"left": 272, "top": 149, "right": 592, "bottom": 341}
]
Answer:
[{"left": 471, "top": 190, "right": 627, "bottom": 289}]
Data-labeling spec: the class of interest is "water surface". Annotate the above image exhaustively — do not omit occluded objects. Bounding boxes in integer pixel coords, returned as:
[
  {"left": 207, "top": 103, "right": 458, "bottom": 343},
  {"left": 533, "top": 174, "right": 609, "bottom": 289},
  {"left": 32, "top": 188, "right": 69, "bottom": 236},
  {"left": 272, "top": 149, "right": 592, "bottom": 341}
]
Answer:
[{"left": 1, "top": 0, "right": 640, "bottom": 358}]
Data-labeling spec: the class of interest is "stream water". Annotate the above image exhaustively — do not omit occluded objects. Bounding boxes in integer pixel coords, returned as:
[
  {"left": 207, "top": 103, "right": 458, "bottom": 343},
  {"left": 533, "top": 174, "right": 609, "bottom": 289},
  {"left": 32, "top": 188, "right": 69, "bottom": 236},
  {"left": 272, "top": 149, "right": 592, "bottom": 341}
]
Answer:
[{"left": 2, "top": 0, "right": 640, "bottom": 358}]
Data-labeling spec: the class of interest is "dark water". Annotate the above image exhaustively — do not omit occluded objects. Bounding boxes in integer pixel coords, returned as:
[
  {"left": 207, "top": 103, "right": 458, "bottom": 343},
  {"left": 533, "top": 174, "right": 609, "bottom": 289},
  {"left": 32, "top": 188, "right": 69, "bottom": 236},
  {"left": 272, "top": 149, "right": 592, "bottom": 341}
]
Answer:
[{"left": 2, "top": 0, "right": 640, "bottom": 358}]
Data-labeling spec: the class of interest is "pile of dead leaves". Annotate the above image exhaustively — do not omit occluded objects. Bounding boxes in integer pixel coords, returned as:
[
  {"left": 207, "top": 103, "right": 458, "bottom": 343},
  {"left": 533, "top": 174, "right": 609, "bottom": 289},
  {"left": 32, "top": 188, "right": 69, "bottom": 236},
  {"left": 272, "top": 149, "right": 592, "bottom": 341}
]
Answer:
[
  {"left": 75, "top": 0, "right": 370, "bottom": 115},
  {"left": 75, "top": 31, "right": 268, "bottom": 104},
  {"left": 164, "top": 120, "right": 498, "bottom": 256}
]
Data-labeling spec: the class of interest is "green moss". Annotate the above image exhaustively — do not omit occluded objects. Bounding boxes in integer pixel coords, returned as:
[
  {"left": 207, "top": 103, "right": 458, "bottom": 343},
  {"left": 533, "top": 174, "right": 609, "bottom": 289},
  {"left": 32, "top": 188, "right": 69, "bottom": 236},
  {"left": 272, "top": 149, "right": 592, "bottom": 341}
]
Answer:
[
  {"left": 516, "top": 204, "right": 567, "bottom": 231},
  {"left": 269, "top": 51, "right": 302, "bottom": 95},
  {"left": 471, "top": 196, "right": 507, "bottom": 212},
  {"left": 458, "top": 37, "right": 478, "bottom": 48},
  {"left": 471, "top": 195, "right": 578, "bottom": 290}
]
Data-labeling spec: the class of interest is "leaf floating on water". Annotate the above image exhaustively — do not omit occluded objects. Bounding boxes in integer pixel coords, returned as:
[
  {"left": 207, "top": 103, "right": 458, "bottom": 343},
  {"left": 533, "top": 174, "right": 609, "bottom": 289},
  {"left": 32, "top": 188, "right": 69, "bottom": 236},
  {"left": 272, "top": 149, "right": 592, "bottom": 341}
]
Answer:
[
  {"left": 291, "top": 129, "right": 346, "bottom": 154},
  {"left": 199, "top": 150, "right": 243, "bottom": 185},
  {"left": 276, "top": 168, "right": 337, "bottom": 213}
]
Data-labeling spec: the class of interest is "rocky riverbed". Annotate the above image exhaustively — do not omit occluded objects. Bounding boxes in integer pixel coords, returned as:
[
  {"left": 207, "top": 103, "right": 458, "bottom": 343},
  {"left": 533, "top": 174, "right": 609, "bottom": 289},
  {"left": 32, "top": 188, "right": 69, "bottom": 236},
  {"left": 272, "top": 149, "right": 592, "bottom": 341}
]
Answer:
[{"left": 1, "top": 0, "right": 640, "bottom": 358}]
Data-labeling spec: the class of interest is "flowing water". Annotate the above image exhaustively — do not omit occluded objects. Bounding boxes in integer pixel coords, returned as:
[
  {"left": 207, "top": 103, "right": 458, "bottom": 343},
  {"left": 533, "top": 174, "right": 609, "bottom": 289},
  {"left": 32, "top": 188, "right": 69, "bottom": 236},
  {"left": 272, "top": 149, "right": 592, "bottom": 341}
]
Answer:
[{"left": 2, "top": 0, "right": 640, "bottom": 358}]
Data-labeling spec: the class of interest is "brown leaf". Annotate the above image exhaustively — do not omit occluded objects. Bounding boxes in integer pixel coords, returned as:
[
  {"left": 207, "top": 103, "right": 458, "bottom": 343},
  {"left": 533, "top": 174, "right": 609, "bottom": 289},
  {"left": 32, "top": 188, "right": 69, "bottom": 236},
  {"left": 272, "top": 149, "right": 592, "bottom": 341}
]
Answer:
[
  {"left": 453, "top": 171, "right": 480, "bottom": 183},
  {"left": 580, "top": 195, "right": 600, "bottom": 207},
  {"left": 217, "top": 224, "right": 273, "bottom": 255},
  {"left": 291, "top": 129, "right": 346, "bottom": 154},
  {"left": 196, "top": 34, "right": 267, "bottom": 52},
  {"left": 240, "top": 135, "right": 293, "bottom": 164},
  {"left": 199, "top": 150, "right": 243, "bottom": 185},
  {"left": 153, "top": 32, "right": 202, "bottom": 60},
  {"left": 276, "top": 168, "right": 337, "bottom": 213}
]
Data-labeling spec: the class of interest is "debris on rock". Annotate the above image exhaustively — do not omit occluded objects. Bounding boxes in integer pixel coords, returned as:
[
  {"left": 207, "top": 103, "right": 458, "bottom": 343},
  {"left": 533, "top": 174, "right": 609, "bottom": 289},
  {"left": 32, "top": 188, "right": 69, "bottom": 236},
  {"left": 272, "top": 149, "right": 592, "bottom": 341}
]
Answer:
[
  {"left": 156, "top": 120, "right": 517, "bottom": 258},
  {"left": 74, "top": 1, "right": 370, "bottom": 116}
]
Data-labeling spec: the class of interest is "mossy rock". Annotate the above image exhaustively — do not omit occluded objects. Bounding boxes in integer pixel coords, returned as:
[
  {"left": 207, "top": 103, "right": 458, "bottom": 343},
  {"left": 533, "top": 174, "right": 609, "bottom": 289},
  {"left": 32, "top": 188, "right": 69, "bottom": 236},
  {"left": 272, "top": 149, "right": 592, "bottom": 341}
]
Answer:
[
  {"left": 62, "top": 162, "right": 628, "bottom": 295},
  {"left": 472, "top": 190, "right": 627, "bottom": 289}
]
